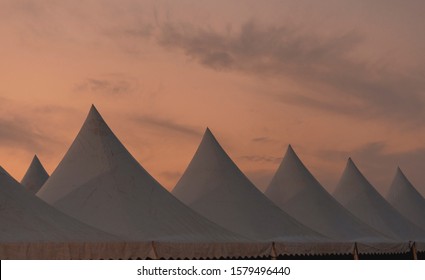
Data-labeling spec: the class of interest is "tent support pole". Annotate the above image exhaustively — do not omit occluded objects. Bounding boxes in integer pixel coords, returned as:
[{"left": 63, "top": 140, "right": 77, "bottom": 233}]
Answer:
[
  {"left": 271, "top": 242, "right": 277, "bottom": 260},
  {"left": 353, "top": 243, "right": 359, "bottom": 260},
  {"left": 151, "top": 241, "right": 159, "bottom": 260},
  {"left": 412, "top": 242, "right": 418, "bottom": 260}
]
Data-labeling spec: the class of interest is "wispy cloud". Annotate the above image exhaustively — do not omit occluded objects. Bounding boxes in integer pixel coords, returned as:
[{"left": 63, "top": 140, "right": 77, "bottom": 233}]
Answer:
[
  {"left": 239, "top": 155, "right": 282, "bottom": 164},
  {"left": 0, "top": 116, "right": 55, "bottom": 153},
  {"left": 74, "top": 75, "right": 138, "bottom": 96},
  {"left": 157, "top": 20, "right": 425, "bottom": 124},
  {"left": 251, "top": 136, "right": 272, "bottom": 143},
  {"left": 317, "top": 142, "right": 425, "bottom": 194},
  {"left": 132, "top": 115, "right": 201, "bottom": 137}
]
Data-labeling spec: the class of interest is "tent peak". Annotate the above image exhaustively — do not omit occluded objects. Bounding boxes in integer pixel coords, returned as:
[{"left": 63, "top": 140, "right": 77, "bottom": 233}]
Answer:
[
  {"left": 32, "top": 154, "right": 42, "bottom": 164},
  {"left": 204, "top": 127, "right": 214, "bottom": 136},
  {"left": 346, "top": 157, "right": 358, "bottom": 169},
  {"left": 286, "top": 144, "right": 298, "bottom": 157},
  {"left": 202, "top": 127, "right": 220, "bottom": 144},
  {"left": 88, "top": 104, "right": 103, "bottom": 119}
]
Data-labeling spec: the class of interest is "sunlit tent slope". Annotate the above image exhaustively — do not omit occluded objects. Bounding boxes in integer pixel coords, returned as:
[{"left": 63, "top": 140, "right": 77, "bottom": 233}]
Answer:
[
  {"left": 333, "top": 159, "right": 425, "bottom": 242},
  {"left": 21, "top": 155, "right": 49, "bottom": 194},
  {"left": 36, "top": 106, "right": 266, "bottom": 259},
  {"left": 386, "top": 168, "right": 425, "bottom": 231},
  {"left": 0, "top": 166, "right": 142, "bottom": 259},
  {"left": 265, "top": 145, "right": 391, "bottom": 243},
  {"left": 172, "top": 129, "right": 354, "bottom": 255}
]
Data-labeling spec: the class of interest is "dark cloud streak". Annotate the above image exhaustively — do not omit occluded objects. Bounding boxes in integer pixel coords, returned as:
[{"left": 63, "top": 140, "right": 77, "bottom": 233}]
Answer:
[
  {"left": 132, "top": 115, "right": 201, "bottom": 137},
  {"left": 74, "top": 76, "right": 138, "bottom": 96},
  {"left": 157, "top": 20, "right": 425, "bottom": 125},
  {"left": 0, "top": 117, "right": 55, "bottom": 153}
]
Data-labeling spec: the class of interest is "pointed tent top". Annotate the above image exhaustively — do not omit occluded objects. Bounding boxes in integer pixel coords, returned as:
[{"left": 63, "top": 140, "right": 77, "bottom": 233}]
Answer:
[
  {"left": 21, "top": 155, "right": 49, "bottom": 195},
  {"left": 37, "top": 106, "right": 245, "bottom": 243},
  {"left": 344, "top": 158, "right": 365, "bottom": 179},
  {"left": 33, "top": 154, "right": 40, "bottom": 162},
  {"left": 198, "top": 127, "right": 231, "bottom": 162},
  {"left": 395, "top": 166, "right": 406, "bottom": 178},
  {"left": 333, "top": 157, "right": 425, "bottom": 240},
  {"left": 265, "top": 146, "right": 387, "bottom": 240},
  {"left": 173, "top": 129, "right": 324, "bottom": 241},
  {"left": 285, "top": 144, "right": 300, "bottom": 161},
  {"left": 30, "top": 155, "right": 43, "bottom": 168},
  {"left": 386, "top": 166, "right": 425, "bottom": 231},
  {"left": 203, "top": 127, "right": 219, "bottom": 142},
  {"left": 87, "top": 104, "right": 104, "bottom": 121}
]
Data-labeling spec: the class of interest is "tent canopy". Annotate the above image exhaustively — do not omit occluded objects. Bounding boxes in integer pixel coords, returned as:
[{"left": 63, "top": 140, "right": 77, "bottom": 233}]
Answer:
[
  {"left": 0, "top": 165, "right": 118, "bottom": 242},
  {"left": 21, "top": 155, "right": 49, "bottom": 194},
  {"left": 265, "top": 145, "right": 391, "bottom": 242},
  {"left": 37, "top": 106, "right": 246, "bottom": 243},
  {"left": 386, "top": 167, "right": 425, "bottom": 231},
  {"left": 172, "top": 128, "right": 326, "bottom": 242},
  {"left": 333, "top": 159, "right": 425, "bottom": 241}
]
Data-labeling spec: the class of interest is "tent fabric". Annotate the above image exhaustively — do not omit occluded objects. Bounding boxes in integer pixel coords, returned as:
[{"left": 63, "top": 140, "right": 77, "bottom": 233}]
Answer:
[
  {"left": 0, "top": 166, "right": 119, "bottom": 243},
  {"left": 35, "top": 106, "right": 265, "bottom": 259},
  {"left": 265, "top": 145, "right": 393, "bottom": 243},
  {"left": 386, "top": 168, "right": 425, "bottom": 231},
  {"left": 172, "top": 128, "right": 342, "bottom": 252},
  {"left": 0, "top": 241, "right": 274, "bottom": 260},
  {"left": 332, "top": 159, "right": 425, "bottom": 242},
  {"left": 0, "top": 242, "right": 154, "bottom": 260},
  {"left": 21, "top": 155, "right": 49, "bottom": 194}
]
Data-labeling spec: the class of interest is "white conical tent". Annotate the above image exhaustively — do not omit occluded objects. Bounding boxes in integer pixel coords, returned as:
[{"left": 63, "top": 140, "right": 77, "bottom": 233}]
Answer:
[
  {"left": 0, "top": 166, "right": 147, "bottom": 259},
  {"left": 386, "top": 168, "right": 425, "bottom": 231},
  {"left": 21, "top": 155, "right": 49, "bottom": 194},
  {"left": 333, "top": 159, "right": 425, "bottom": 242},
  {"left": 265, "top": 146, "right": 392, "bottom": 243},
  {"left": 37, "top": 106, "right": 267, "bottom": 259},
  {"left": 172, "top": 129, "right": 354, "bottom": 256}
]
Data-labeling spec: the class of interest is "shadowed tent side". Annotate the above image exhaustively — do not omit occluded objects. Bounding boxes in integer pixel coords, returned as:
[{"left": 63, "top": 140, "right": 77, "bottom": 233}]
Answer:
[
  {"left": 0, "top": 166, "right": 148, "bottom": 259},
  {"left": 21, "top": 155, "right": 49, "bottom": 194}
]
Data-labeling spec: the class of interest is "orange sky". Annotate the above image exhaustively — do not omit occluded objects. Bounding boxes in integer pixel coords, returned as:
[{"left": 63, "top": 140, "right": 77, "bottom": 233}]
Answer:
[{"left": 1, "top": 0, "right": 425, "bottom": 196}]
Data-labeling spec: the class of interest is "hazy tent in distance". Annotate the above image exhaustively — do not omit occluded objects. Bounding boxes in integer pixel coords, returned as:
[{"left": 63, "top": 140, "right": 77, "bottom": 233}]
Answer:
[
  {"left": 265, "top": 145, "right": 396, "bottom": 250},
  {"left": 0, "top": 166, "right": 144, "bottom": 260},
  {"left": 332, "top": 158, "right": 425, "bottom": 245},
  {"left": 172, "top": 128, "right": 354, "bottom": 256},
  {"left": 37, "top": 105, "right": 268, "bottom": 259},
  {"left": 386, "top": 168, "right": 425, "bottom": 231},
  {"left": 21, "top": 155, "right": 49, "bottom": 194}
]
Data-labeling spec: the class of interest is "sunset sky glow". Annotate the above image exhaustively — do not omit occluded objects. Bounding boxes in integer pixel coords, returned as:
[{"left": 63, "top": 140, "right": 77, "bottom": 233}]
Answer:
[{"left": 1, "top": 0, "right": 425, "bottom": 196}]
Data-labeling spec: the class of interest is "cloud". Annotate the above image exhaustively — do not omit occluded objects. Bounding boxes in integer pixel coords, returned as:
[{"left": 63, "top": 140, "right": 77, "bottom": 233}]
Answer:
[
  {"left": 0, "top": 116, "right": 55, "bottom": 153},
  {"left": 251, "top": 136, "right": 272, "bottom": 143},
  {"left": 32, "top": 104, "right": 78, "bottom": 115},
  {"left": 157, "top": 20, "right": 425, "bottom": 125},
  {"left": 74, "top": 76, "right": 138, "bottom": 96},
  {"left": 132, "top": 115, "right": 201, "bottom": 137},
  {"left": 239, "top": 155, "right": 282, "bottom": 164}
]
